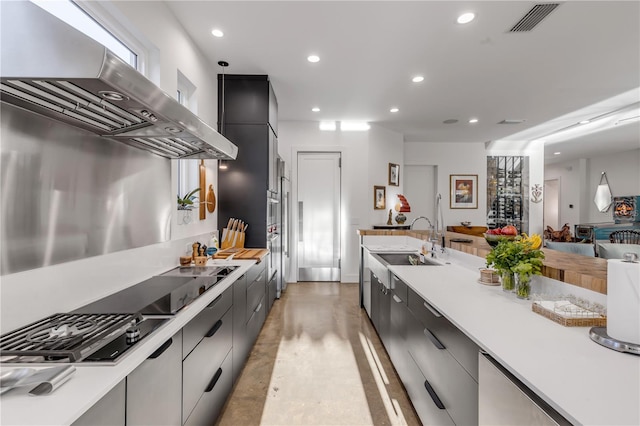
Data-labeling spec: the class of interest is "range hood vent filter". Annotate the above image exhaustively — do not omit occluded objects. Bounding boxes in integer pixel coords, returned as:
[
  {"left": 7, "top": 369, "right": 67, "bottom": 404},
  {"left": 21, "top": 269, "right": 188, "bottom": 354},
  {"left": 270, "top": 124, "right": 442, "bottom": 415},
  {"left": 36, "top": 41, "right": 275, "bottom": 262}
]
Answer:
[
  {"left": 509, "top": 3, "right": 560, "bottom": 32},
  {"left": 0, "top": 1, "right": 237, "bottom": 160}
]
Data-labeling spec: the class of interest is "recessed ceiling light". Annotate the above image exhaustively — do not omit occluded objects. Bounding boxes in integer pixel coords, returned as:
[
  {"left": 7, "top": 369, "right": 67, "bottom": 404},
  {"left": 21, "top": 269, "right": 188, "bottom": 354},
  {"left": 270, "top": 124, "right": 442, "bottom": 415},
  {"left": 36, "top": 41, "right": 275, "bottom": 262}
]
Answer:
[
  {"left": 390, "top": 107, "right": 399, "bottom": 113},
  {"left": 307, "top": 55, "right": 320, "bottom": 63},
  {"left": 469, "top": 118, "right": 478, "bottom": 123},
  {"left": 340, "top": 121, "right": 370, "bottom": 131},
  {"left": 457, "top": 12, "right": 475, "bottom": 24},
  {"left": 579, "top": 120, "right": 590, "bottom": 124},
  {"left": 319, "top": 121, "right": 336, "bottom": 131},
  {"left": 554, "top": 152, "right": 561, "bottom": 155},
  {"left": 211, "top": 29, "right": 224, "bottom": 37},
  {"left": 312, "top": 107, "right": 320, "bottom": 112},
  {"left": 412, "top": 76, "right": 424, "bottom": 83}
]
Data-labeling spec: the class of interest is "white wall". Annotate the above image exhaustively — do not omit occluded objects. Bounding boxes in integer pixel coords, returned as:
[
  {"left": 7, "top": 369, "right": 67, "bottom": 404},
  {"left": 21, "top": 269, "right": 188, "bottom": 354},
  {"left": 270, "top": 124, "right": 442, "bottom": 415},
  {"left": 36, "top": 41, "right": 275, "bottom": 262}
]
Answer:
[
  {"left": 1, "top": 2, "right": 220, "bottom": 332},
  {"left": 404, "top": 142, "right": 488, "bottom": 227},
  {"left": 278, "top": 121, "right": 403, "bottom": 283},
  {"left": 545, "top": 159, "right": 583, "bottom": 230}
]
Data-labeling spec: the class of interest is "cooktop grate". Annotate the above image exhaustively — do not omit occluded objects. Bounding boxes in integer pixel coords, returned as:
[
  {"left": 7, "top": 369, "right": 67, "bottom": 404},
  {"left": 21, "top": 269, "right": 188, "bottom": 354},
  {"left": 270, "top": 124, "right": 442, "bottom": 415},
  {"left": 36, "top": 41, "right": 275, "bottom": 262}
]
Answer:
[{"left": 0, "top": 313, "right": 139, "bottom": 362}]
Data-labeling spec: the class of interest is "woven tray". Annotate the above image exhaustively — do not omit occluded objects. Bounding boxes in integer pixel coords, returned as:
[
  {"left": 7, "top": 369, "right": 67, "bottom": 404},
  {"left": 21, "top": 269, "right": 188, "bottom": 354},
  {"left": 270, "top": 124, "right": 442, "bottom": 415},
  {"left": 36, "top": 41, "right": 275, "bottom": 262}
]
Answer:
[{"left": 532, "top": 301, "right": 606, "bottom": 327}]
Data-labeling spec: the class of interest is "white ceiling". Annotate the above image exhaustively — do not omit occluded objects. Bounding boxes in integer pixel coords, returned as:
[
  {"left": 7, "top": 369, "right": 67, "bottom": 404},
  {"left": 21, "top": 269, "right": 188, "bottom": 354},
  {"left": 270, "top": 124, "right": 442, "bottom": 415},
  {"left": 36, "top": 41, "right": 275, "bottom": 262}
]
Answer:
[{"left": 165, "top": 1, "right": 640, "bottom": 163}]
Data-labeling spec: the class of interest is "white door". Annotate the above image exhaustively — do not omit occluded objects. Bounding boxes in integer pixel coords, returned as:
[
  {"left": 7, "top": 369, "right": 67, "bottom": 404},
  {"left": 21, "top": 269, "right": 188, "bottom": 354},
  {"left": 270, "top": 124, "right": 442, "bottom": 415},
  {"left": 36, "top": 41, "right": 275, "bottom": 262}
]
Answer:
[
  {"left": 544, "top": 179, "right": 560, "bottom": 230},
  {"left": 404, "top": 165, "right": 437, "bottom": 229},
  {"left": 297, "top": 152, "right": 341, "bottom": 281}
]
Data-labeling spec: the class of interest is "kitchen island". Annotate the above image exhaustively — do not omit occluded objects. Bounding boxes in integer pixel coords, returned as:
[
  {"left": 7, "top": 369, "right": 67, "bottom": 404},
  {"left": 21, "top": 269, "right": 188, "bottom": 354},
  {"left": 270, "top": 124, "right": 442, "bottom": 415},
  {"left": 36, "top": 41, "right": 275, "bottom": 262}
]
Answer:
[
  {"left": 0, "top": 258, "right": 262, "bottom": 426},
  {"left": 358, "top": 229, "right": 608, "bottom": 294},
  {"left": 360, "top": 233, "right": 639, "bottom": 425}
]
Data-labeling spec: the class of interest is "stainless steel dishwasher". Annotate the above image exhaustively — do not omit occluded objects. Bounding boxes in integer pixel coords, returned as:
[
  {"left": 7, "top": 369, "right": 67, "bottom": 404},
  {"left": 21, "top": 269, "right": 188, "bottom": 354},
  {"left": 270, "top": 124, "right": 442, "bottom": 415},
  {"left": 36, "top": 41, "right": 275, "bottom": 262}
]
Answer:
[{"left": 479, "top": 353, "right": 571, "bottom": 425}]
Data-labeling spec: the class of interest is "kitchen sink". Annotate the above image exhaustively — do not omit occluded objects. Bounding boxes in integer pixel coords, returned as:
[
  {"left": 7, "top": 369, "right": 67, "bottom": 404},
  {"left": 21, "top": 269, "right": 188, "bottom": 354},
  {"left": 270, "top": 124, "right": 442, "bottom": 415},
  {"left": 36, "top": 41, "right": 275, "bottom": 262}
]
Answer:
[{"left": 374, "top": 253, "right": 441, "bottom": 266}]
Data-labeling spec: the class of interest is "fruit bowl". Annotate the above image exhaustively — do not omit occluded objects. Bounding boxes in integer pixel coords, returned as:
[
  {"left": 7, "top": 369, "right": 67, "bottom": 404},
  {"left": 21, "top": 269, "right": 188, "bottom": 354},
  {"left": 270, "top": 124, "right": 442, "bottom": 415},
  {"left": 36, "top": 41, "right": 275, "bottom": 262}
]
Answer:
[{"left": 483, "top": 233, "right": 516, "bottom": 247}]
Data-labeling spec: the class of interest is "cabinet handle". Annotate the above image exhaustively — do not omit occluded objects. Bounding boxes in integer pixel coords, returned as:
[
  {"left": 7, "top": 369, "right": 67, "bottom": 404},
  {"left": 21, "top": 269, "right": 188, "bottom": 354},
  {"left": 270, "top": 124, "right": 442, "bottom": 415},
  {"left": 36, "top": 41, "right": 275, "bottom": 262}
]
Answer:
[
  {"left": 298, "top": 201, "right": 304, "bottom": 242},
  {"left": 207, "top": 294, "right": 223, "bottom": 308},
  {"left": 423, "top": 300, "right": 443, "bottom": 318},
  {"left": 148, "top": 338, "right": 172, "bottom": 359},
  {"left": 205, "top": 320, "right": 223, "bottom": 338},
  {"left": 204, "top": 368, "right": 223, "bottom": 392},
  {"left": 424, "top": 328, "right": 445, "bottom": 349},
  {"left": 392, "top": 294, "right": 403, "bottom": 304},
  {"left": 255, "top": 302, "right": 263, "bottom": 313},
  {"left": 424, "top": 379, "right": 445, "bottom": 409},
  {"left": 256, "top": 273, "right": 264, "bottom": 282}
]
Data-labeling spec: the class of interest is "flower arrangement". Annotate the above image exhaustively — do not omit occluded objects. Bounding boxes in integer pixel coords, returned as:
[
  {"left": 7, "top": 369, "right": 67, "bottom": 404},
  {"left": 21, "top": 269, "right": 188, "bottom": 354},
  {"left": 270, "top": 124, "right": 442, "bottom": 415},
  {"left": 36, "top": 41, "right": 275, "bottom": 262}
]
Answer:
[{"left": 485, "top": 235, "right": 545, "bottom": 296}]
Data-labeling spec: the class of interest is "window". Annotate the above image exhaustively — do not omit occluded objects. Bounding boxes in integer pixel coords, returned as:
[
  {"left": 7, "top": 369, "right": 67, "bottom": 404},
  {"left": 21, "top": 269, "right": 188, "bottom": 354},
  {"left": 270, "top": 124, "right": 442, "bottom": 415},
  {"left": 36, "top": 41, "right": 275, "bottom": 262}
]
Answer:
[
  {"left": 30, "top": 0, "right": 137, "bottom": 68},
  {"left": 177, "top": 69, "right": 198, "bottom": 113}
]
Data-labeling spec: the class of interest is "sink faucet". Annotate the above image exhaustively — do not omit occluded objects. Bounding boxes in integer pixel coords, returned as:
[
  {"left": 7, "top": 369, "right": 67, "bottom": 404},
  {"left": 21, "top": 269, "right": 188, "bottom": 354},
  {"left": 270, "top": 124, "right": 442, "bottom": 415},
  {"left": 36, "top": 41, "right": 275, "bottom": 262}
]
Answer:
[{"left": 410, "top": 216, "right": 433, "bottom": 231}]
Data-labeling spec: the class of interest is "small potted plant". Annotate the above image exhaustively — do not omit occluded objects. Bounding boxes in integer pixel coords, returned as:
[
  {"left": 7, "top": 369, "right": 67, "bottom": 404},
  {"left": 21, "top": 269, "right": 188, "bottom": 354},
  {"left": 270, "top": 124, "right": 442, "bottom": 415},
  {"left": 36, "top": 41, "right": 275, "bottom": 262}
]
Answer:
[
  {"left": 177, "top": 188, "right": 201, "bottom": 210},
  {"left": 485, "top": 235, "right": 544, "bottom": 295}
]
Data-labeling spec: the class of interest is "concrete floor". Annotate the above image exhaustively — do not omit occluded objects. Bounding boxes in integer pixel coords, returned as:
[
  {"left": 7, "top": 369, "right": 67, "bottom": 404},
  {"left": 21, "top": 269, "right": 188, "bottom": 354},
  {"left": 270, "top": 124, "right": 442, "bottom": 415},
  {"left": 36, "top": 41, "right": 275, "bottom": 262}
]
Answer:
[{"left": 217, "top": 282, "right": 420, "bottom": 426}]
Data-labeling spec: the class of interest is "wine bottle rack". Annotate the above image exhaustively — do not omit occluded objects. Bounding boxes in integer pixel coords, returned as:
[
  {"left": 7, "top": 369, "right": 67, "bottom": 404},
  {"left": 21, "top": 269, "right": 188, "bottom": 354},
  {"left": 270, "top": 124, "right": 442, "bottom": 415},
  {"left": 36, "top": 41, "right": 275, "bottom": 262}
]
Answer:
[{"left": 486, "top": 156, "right": 529, "bottom": 233}]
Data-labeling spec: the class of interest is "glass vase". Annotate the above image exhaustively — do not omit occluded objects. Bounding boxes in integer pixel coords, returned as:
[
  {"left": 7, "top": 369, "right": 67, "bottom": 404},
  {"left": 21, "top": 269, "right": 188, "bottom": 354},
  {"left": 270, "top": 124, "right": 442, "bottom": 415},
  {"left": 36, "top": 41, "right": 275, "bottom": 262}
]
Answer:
[
  {"left": 501, "top": 271, "right": 515, "bottom": 292},
  {"left": 515, "top": 274, "right": 531, "bottom": 299}
]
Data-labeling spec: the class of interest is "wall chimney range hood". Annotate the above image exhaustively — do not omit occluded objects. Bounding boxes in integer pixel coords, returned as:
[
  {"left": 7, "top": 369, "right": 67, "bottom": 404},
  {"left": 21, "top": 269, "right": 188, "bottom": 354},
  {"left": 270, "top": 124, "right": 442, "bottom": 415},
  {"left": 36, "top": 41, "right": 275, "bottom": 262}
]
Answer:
[{"left": 0, "top": 2, "right": 237, "bottom": 160}]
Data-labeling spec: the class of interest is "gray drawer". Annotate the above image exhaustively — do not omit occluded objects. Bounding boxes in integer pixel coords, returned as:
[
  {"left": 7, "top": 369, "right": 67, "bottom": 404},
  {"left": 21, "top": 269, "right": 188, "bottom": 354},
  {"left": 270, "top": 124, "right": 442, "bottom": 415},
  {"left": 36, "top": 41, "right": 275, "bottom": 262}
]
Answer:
[
  {"left": 391, "top": 273, "right": 408, "bottom": 304},
  {"left": 183, "top": 286, "right": 232, "bottom": 358},
  {"left": 246, "top": 277, "right": 265, "bottom": 322},
  {"left": 247, "top": 261, "right": 266, "bottom": 285},
  {"left": 246, "top": 294, "right": 266, "bottom": 346},
  {"left": 183, "top": 308, "right": 233, "bottom": 421},
  {"left": 408, "top": 312, "right": 478, "bottom": 426},
  {"left": 404, "top": 350, "right": 455, "bottom": 426},
  {"left": 184, "top": 349, "right": 233, "bottom": 426},
  {"left": 407, "top": 286, "right": 479, "bottom": 380}
]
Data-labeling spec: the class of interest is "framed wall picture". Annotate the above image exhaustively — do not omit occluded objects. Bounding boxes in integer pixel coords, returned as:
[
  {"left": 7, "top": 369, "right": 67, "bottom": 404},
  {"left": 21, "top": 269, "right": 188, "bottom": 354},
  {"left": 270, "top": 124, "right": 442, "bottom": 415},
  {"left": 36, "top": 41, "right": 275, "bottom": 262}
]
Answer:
[
  {"left": 450, "top": 174, "right": 478, "bottom": 209},
  {"left": 388, "top": 163, "right": 400, "bottom": 186},
  {"left": 374, "top": 185, "right": 386, "bottom": 209}
]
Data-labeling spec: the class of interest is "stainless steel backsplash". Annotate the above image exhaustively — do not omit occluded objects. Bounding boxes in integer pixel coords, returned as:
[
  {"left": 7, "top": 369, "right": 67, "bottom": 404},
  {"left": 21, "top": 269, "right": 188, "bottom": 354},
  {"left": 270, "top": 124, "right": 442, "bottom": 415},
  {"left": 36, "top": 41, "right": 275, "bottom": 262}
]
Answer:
[{"left": 1, "top": 103, "right": 172, "bottom": 275}]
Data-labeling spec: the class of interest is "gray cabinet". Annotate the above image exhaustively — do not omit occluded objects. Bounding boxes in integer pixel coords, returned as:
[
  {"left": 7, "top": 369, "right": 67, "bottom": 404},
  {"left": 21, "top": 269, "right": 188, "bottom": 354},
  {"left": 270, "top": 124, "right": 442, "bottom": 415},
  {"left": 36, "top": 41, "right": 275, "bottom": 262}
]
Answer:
[
  {"left": 370, "top": 271, "right": 390, "bottom": 344},
  {"left": 232, "top": 272, "right": 249, "bottom": 382},
  {"left": 182, "top": 287, "right": 233, "bottom": 423},
  {"left": 72, "top": 380, "right": 125, "bottom": 426},
  {"left": 389, "top": 274, "right": 410, "bottom": 380},
  {"left": 406, "top": 287, "right": 478, "bottom": 425},
  {"left": 232, "top": 262, "right": 267, "bottom": 382},
  {"left": 126, "top": 331, "right": 183, "bottom": 426},
  {"left": 184, "top": 350, "right": 233, "bottom": 426}
]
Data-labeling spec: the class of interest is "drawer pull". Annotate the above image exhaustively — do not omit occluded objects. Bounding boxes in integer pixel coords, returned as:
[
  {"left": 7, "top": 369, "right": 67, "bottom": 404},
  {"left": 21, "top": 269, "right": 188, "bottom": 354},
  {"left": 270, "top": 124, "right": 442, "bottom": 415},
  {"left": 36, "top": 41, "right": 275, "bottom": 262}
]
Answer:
[
  {"left": 424, "top": 328, "right": 445, "bottom": 349},
  {"left": 204, "top": 368, "right": 223, "bottom": 392},
  {"left": 148, "top": 338, "right": 172, "bottom": 359},
  {"left": 424, "top": 379, "right": 445, "bottom": 409},
  {"left": 256, "top": 273, "right": 264, "bottom": 282},
  {"left": 207, "top": 294, "right": 223, "bottom": 308},
  {"left": 255, "top": 302, "right": 263, "bottom": 313},
  {"left": 423, "top": 300, "right": 443, "bottom": 318},
  {"left": 205, "top": 320, "right": 223, "bottom": 338},
  {"left": 392, "top": 294, "right": 403, "bottom": 304}
]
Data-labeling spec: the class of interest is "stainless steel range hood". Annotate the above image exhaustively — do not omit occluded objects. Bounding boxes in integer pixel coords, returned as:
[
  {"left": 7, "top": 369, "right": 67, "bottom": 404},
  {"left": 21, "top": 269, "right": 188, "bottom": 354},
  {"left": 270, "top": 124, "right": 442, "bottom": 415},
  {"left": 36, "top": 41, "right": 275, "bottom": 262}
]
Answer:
[{"left": 0, "top": 1, "right": 237, "bottom": 160}]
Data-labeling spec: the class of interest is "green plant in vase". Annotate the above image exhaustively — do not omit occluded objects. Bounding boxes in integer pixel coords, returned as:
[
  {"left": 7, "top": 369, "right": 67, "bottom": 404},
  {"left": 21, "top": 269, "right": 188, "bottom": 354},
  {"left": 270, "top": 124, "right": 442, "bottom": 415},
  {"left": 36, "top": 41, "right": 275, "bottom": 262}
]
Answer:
[
  {"left": 512, "top": 242, "right": 545, "bottom": 299},
  {"left": 485, "top": 237, "right": 545, "bottom": 293}
]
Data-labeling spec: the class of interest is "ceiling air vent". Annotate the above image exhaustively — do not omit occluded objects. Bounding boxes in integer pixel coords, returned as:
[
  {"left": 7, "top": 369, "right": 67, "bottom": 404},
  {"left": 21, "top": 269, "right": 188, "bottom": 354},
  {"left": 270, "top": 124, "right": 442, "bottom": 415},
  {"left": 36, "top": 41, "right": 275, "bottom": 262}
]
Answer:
[{"left": 509, "top": 3, "right": 560, "bottom": 32}]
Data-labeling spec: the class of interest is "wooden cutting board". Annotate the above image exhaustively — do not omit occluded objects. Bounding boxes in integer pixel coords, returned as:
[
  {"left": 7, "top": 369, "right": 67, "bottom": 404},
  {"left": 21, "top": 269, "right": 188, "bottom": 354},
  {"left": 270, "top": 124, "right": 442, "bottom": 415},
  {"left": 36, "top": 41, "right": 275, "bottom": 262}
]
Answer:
[{"left": 234, "top": 248, "right": 268, "bottom": 260}]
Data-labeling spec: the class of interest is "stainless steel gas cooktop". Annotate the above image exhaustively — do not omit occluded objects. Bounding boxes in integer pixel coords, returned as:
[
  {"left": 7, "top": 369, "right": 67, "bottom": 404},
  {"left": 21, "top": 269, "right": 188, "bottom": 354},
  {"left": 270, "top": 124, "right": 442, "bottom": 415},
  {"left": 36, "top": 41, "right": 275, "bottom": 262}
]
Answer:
[{"left": 0, "top": 265, "right": 237, "bottom": 364}]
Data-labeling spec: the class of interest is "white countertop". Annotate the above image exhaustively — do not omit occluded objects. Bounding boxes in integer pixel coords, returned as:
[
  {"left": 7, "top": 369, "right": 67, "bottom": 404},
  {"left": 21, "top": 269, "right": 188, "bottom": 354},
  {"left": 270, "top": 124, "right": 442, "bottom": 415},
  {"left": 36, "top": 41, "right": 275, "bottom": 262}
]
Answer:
[
  {"left": 388, "top": 262, "right": 640, "bottom": 426},
  {"left": 0, "top": 259, "right": 255, "bottom": 426}
]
